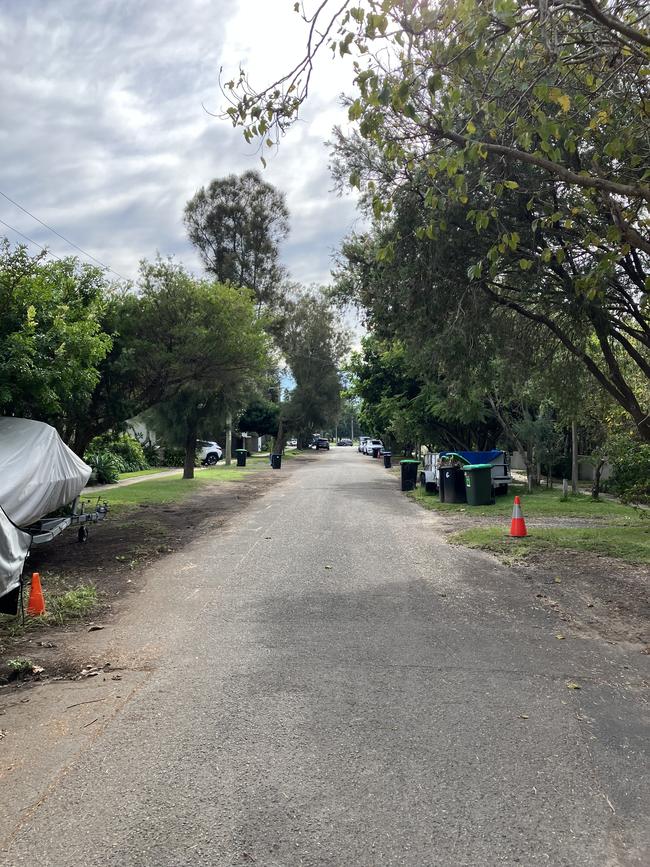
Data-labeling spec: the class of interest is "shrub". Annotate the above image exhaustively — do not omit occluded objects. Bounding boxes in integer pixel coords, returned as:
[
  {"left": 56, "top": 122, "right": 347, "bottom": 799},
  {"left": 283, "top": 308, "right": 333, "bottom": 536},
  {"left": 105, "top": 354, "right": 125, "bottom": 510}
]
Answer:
[
  {"left": 86, "top": 433, "right": 149, "bottom": 473},
  {"left": 141, "top": 440, "right": 160, "bottom": 467},
  {"left": 161, "top": 446, "right": 186, "bottom": 467},
  {"left": 607, "top": 434, "right": 650, "bottom": 504},
  {"left": 85, "top": 450, "right": 122, "bottom": 484}
]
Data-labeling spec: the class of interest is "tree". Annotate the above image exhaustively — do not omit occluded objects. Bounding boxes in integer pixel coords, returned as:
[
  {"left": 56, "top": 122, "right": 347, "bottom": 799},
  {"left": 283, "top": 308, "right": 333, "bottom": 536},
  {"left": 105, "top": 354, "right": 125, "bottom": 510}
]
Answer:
[
  {"left": 238, "top": 397, "right": 280, "bottom": 437},
  {"left": 225, "top": 1, "right": 649, "bottom": 439},
  {"left": 273, "top": 291, "right": 348, "bottom": 450},
  {"left": 132, "top": 258, "right": 270, "bottom": 478},
  {"left": 184, "top": 171, "right": 289, "bottom": 308},
  {"left": 0, "top": 240, "right": 112, "bottom": 441}
]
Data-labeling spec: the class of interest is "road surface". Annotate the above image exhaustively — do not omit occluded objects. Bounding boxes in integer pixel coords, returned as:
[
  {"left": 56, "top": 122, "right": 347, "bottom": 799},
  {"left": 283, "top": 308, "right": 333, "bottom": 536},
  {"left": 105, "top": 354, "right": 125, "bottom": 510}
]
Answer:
[{"left": 1, "top": 449, "right": 648, "bottom": 865}]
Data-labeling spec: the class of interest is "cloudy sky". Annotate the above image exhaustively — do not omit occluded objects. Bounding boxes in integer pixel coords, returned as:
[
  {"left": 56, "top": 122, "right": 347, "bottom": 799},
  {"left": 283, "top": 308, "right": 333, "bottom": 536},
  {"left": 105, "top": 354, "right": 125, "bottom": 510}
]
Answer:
[{"left": 0, "top": 0, "right": 363, "bottom": 287}]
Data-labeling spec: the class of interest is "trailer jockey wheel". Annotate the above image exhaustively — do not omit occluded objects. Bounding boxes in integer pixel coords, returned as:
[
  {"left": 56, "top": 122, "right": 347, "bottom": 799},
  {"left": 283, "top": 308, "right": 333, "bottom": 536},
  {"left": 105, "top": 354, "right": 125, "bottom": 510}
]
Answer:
[{"left": 78, "top": 526, "right": 89, "bottom": 543}]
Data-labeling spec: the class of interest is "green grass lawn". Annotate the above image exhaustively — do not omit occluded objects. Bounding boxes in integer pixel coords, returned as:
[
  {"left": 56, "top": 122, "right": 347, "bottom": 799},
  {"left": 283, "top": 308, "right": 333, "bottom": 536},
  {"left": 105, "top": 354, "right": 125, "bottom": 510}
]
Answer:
[
  {"left": 118, "top": 467, "right": 172, "bottom": 479},
  {"left": 90, "top": 464, "right": 255, "bottom": 509},
  {"left": 409, "top": 481, "right": 639, "bottom": 523},
  {"left": 449, "top": 524, "right": 650, "bottom": 565}
]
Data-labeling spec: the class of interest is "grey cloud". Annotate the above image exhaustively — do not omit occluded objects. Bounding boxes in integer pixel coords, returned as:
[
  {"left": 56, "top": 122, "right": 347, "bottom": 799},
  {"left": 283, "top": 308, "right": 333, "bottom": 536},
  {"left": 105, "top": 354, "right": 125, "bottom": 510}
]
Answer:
[{"left": 0, "top": 0, "right": 362, "bottom": 287}]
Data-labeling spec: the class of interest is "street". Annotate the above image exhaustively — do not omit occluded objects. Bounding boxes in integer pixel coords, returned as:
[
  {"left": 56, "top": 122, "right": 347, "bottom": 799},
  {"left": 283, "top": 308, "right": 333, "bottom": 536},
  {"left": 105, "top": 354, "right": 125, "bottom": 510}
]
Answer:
[{"left": 1, "top": 448, "right": 648, "bottom": 866}]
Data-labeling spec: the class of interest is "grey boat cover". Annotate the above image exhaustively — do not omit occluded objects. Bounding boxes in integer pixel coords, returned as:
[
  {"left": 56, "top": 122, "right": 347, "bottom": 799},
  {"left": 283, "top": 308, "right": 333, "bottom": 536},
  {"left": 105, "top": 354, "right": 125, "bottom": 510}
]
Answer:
[
  {"left": 0, "top": 418, "right": 91, "bottom": 602},
  {"left": 0, "top": 417, "right": 91, "bottom": 527},
  {"left": 0, "top": 506, "right": 31, "bottom": 602}
]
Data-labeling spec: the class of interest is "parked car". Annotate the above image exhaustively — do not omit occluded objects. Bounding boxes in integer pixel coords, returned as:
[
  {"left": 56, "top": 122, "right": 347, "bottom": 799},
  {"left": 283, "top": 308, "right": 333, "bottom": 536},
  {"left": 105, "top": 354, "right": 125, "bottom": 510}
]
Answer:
[
  {"left": 365, "top": 438, "right": 383, "bottom": 455},
  {"left": 337, "top": 438, "right": 353, "bottom": 446},
  {"left": 315, "top": 437, "right": 330, "bottom": 450},
  {"left": 358, "top": 436, "right": 370, "bottom": 453},
  {"left": 197, "top": 440, "right": 223, "bottom": 465},
  {"left": 287, "top": 439, "right": 297, "bottom": 447},
  {"left": 420, "top": 450, "right": 512, "bottom": 493}
]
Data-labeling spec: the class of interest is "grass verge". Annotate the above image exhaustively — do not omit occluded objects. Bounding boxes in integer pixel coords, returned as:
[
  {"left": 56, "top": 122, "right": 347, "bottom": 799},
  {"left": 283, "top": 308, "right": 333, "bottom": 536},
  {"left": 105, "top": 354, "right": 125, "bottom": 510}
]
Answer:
[
  {"left": 0, "top": 582, "right": 99, "bottom": 640},
  {"left": 90, "top": 464, "right": 254, "bottom": 509},
  {"left": 409, "top": 482, "right": 639, "bottom": 523},
  {"left": 449, "top": 525, "right": 650, "bottom": 565}
]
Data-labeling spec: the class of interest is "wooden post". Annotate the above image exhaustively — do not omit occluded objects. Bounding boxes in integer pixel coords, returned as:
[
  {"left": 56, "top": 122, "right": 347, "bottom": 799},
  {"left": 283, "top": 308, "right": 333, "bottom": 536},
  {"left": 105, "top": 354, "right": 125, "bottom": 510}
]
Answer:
[{"left": 225, "top": 411, "right": 232, "bottom": 466}]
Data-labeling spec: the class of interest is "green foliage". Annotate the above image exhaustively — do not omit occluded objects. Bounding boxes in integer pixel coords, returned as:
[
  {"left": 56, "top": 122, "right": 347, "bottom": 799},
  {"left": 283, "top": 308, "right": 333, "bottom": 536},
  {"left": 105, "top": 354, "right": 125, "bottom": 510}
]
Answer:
[
  {"left": 86, "top": 433, "right": 149, "bottom": 472},
  {"left": 0, "top": 241, "right": 112, "bottom": 434},
  {"left": 85, "top": 450, "right": 123, "bottom": 484},
  {"left": 607, "top": 434, "right": 650, "bottom": 504},
  {"left": 132, "top": 258, "right": 271, "bottom": 477},
  {"left": 160, "top": 446, "right": 189, "bottom": 468},
  {"left": 238, "top": 398, "right": 280, "bottom": 436},
  {"left": 227, "top": 1, "right": 650, "bottom": 440},
  {"left": 184, "top": 171, "right": 289, "bottom": 307},
  {"left": 276, "top": 291, "right": 347, "bottom": 446}
]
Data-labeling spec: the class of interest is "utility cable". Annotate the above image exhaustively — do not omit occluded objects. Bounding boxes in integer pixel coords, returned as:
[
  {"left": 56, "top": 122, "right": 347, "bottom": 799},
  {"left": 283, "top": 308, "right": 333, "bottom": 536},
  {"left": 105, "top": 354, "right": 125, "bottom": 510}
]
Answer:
[
  {"left": 0, "top": 217, "right": 63, "bottom": 260},
  {"left": 0, "top": 189, "right": 127, "bottom": 280}
]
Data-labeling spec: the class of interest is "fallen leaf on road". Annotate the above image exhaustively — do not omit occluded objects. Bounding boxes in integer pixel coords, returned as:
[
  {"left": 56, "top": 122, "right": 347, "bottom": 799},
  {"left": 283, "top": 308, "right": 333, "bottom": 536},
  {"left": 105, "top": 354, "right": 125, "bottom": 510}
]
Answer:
[
  {"left": 324, "top": 565, "right": 332, "bottom": 570},
  {"left": 554, "top": 577, "right": 562, "bottom": 583},
  {"left": 0, "top": 730, "right": 7, "bottom": 739},
  {"left": 555, "top": 634, "right": 566, "bottom": 640},
  {"left": 88, "top": 625, "right": 105, "bottom": 632},
  {"left": 566, "top": 680, "right": 581, "bottom": 690},
  {"left": 519, "top": 714, "right": 529, "bottom": 719}
]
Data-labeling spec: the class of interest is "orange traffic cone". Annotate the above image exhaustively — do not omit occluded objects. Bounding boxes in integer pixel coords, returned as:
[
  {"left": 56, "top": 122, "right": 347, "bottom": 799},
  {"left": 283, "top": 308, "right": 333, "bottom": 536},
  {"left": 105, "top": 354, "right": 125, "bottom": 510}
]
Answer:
[
  {"left": 510, "top": 496, "right": 528, "bottom": 537},
  {"left": 27, "top": 572, "right": 46, "bottom": 616}
]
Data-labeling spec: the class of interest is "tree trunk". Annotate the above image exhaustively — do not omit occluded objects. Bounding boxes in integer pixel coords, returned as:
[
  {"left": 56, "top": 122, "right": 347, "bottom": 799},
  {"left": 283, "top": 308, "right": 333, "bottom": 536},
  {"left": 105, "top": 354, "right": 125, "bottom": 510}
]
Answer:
[
  {"left": 273, "top": 415, "right": 286, "bottom": 454},
  {"left": 225, "top": 411, "right": 232, "bottom": 466},
  {"left": 571, "top": 420, "right": 579, "bottom": 494},
  {"left": 183, "top": 417, "right": 198, "bottom": 480},
  {"left": 591, "top": 458, "right": 606, "bottom": 500}
]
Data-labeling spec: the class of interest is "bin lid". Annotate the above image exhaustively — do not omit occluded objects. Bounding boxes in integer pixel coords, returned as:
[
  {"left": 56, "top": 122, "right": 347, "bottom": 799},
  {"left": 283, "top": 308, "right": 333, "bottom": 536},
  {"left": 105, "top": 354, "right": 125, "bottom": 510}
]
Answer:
[
  {"left": 400, "top": 459, "right": 420, "bottom": 464},
  {"left": 463, "top": 463, "right": 492, "bottom": 470}
]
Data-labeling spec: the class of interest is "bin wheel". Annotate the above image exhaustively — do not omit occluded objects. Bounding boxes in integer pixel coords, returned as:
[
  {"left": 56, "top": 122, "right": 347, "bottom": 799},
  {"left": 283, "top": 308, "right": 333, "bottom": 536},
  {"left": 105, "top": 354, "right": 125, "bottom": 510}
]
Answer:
[
  {"left": 496, "top": 484, "right": 508, "bottom": 495},
  {"left": 78, "top": 526, "right": 89, "bottom": 543}
]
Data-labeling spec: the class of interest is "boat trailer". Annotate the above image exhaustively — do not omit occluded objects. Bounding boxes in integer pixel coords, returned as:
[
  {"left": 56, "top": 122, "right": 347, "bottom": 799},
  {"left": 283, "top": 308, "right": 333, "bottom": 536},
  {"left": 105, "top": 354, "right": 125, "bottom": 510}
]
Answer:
[{"left": 27, "top": 496, "right": 109, "bottom": 545}]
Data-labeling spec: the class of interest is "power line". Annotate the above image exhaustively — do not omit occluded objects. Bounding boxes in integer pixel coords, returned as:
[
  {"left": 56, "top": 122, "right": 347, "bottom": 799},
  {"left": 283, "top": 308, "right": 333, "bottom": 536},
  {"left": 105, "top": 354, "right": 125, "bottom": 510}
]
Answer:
[
  {"left": 0, "top": 217, "right": 63, "bottom": 261},
  {"left": 0, "top": 189, "right": 127, "bottom": 280}
]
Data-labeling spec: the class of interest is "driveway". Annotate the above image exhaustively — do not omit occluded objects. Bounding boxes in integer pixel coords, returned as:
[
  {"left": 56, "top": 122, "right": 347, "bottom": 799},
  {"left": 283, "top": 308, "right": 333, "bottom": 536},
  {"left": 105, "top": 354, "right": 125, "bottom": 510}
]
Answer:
[{"left": 1, "top": 449, "right": 648, "bottom": 865}]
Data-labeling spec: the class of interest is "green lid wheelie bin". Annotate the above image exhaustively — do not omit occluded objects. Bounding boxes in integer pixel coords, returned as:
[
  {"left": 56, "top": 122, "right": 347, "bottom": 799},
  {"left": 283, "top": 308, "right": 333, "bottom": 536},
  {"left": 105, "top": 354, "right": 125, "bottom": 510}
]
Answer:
[
  {"left": 463, "top": 463, "right": 494, "bottom": 506},
  {"left": 400, "top": 459, "right": 420, "bottom": 491}
]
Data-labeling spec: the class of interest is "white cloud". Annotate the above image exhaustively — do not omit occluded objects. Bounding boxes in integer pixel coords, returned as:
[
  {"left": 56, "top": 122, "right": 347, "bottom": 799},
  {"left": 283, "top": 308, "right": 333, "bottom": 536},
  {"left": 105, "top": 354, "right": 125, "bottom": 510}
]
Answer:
[{"left": 0, "top": 0, "right": 363, "bottom": 286}]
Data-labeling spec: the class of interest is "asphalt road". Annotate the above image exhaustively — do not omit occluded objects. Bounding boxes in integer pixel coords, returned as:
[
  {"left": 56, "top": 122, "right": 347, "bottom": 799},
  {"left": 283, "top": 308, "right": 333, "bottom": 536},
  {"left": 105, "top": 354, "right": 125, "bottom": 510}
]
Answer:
[{"left": 2, "top": 449, "right": 648, "bottom": 866}]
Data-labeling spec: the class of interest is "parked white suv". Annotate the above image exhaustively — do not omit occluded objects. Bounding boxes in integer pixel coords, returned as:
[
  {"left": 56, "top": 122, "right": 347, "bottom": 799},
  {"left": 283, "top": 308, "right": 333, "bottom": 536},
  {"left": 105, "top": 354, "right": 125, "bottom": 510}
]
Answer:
[
  {"left": 358, "top": 436, "right": 370, "bottom": 453},
  {"left": 197, "top": 440, "right": 223, "bottom": 465},
  {"left": 365, "top": 438, "right": 383, "bottom": 455}
]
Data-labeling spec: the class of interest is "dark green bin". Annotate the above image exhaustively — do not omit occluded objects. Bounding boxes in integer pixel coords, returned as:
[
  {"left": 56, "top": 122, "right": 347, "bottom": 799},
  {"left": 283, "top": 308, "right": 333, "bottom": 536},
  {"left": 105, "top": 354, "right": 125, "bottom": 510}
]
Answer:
[
  {"left": 463, "top": 463, "right": 494, "bottom": 506},
  {"left": 235, "top": 448, "right": 247, "bottom": 467},
  {"left": 400, "top": 459, "right": 420, "bottom": 492}
]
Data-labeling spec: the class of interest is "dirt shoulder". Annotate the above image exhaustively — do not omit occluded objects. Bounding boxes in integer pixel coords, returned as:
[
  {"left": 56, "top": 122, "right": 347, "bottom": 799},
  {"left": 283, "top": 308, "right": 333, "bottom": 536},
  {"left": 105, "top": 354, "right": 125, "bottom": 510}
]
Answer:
[
  {"left": 433, "top": 509, "right": 650, "bottom": 651},
  {"left": 0, "top": 456, "right": 314, "bottom": 681}
]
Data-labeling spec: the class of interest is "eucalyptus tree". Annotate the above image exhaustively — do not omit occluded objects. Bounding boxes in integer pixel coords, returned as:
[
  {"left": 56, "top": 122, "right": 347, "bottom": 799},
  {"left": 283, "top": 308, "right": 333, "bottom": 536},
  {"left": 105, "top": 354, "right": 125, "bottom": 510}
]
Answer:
[{"left": 184, "top": 170, "right": 289, "bottom": 309}]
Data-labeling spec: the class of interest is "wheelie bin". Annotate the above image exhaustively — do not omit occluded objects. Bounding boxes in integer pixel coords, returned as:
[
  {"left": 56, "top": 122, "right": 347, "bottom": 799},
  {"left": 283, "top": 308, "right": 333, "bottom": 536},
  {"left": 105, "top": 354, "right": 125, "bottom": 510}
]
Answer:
[
  {"left": 438, "top": 466, "right": 467, "bottom": 503},
  {"left": 270, "top": 453, "right": 282, "bottom": 469},
  {"left": 400, "top": 459, "right": 419, "bottom": 491},
  {"left": 235, "top": 448, "right": 247, "bottom": 467},
  {"left": 463, "top": 463, "right": 494, "bottom": 505},
  {"left": 383, "top": 451, "right": 392, "bottom": 469}
]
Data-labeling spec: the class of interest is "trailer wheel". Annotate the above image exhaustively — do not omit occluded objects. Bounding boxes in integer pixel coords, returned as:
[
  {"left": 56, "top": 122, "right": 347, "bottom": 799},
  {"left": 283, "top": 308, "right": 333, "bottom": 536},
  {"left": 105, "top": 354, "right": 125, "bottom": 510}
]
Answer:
[{"left": 78, "top": 526, "right": 89, "bottom": 543}]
